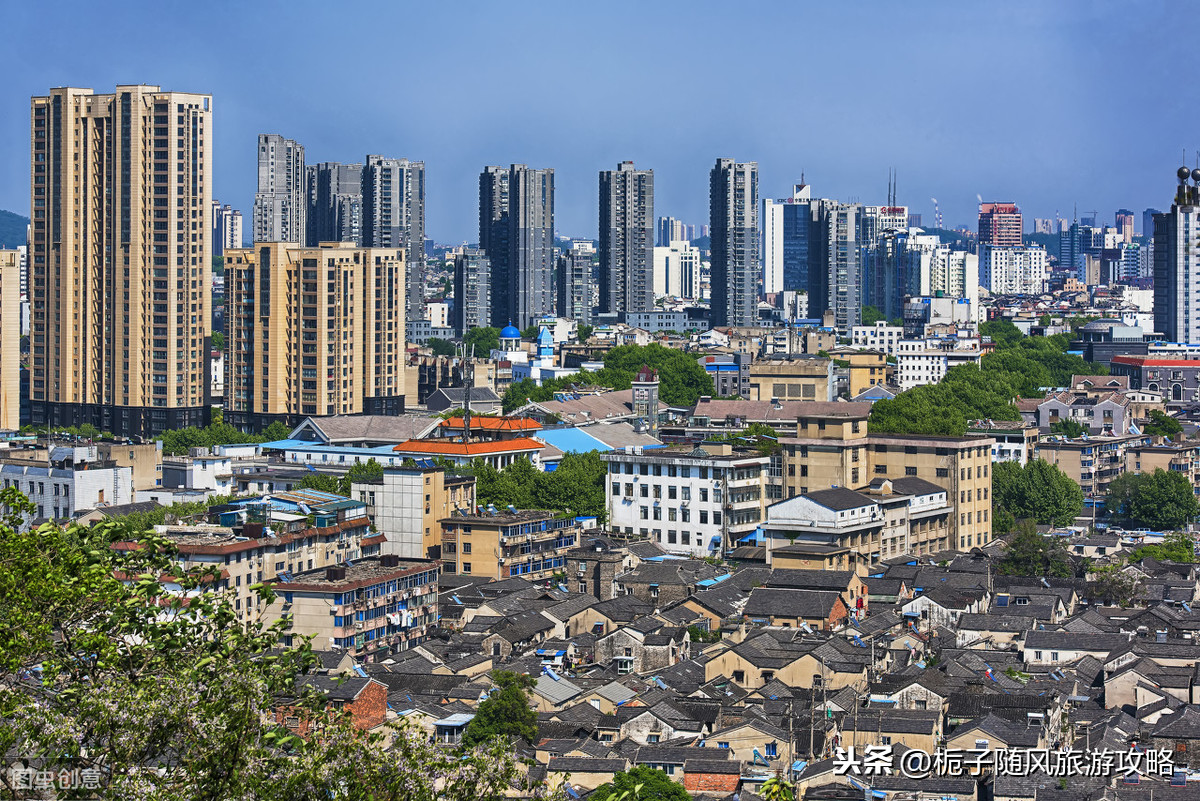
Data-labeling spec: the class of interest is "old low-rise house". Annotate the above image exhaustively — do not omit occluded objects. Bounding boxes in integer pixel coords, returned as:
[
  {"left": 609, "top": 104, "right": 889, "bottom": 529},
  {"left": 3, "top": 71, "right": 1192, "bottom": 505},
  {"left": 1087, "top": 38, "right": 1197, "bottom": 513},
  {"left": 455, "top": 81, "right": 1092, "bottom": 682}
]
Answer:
[
  {"left": 742, "top": 588, "right": 849, "bottom": 631},
  {"left": 595, "top": 619, "right": 689, "bottom": 675}
]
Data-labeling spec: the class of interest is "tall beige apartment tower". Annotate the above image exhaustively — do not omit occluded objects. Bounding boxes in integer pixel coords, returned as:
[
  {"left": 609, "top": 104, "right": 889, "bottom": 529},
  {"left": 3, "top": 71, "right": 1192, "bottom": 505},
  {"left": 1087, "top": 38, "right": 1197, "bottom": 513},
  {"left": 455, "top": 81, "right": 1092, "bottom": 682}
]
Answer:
[
  {"left": 30, "top": 86, "right": 213, "bottom": 437},
  {"left": 224, "top": 242, "right": 406, "bottom": 433},
  {"left": 0, "top": 251, "right": 20, "bottom": 431}
]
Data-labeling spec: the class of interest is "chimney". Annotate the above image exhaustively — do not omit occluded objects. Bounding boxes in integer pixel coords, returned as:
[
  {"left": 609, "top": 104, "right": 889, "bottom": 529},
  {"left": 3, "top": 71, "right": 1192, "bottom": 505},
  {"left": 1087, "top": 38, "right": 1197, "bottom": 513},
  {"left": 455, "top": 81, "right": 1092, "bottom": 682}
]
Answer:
[
  {"left": 380, "top": 554, "right": 401, "bottom": 568},
  {"left": 325, "top": 566, "right": 347, "bottom": 582}
]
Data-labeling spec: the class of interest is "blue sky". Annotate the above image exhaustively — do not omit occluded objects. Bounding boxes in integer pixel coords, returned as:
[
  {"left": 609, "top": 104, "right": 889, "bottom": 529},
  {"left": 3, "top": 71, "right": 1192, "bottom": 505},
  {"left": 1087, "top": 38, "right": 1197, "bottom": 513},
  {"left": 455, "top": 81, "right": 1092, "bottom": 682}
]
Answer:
[{"left": 1, "top": 1, "right": 1194, "bottom": 240}]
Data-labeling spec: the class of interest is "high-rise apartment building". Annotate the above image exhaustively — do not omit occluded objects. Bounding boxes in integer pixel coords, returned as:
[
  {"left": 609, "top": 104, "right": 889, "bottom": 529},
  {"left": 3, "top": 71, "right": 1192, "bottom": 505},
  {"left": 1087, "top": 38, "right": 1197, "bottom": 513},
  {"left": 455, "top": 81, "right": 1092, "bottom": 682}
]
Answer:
[
  {"left": 306, "top": 161, "right": 362, "bottom": 246},
  {"left": 361, "top": 156, "right": 425, "bottom": 323},
  {"left": 599, "top": 162, "right": 654, "bottom": 316},
  {"left": 30, "top": 86, "right": 212, "bottom": 436},
  {"left": 709, "top": 158, "right": 759, "bottom": 328},
  {"left": 977, "top": 202, "right": 1022, "bottom": 247},
  {"left": 0, "top": 251, "right": 19, "bottom": 430},
  {"left": 1114, "top": 209, "right": 1135, "bottom": 243},
  {"left": 1153, "top": 168, "right": 1200, "bottom": 344},
  {"left": 453, "top": 248, "right": 492, "bottom": 336},
  {"left": 479, "top": 165, "right": 555, "bottom": 328},
  {"left": 653, "top": 240, "right": 702, "bottom": 300},
  {"left": 211, "top": 201, "right": 243, "bottom": 256},
  {"left": 478, "top": 166, "right": 511, "bottom": 327},
  {"left": 1144, "top": 208, "right": 1162, "bottom": 240},
  {"left": 557, "top": 248, "right": 594, "bottom": 325},
  {"left": 657, "top": 216, "right": 686, "bottom": 247},
  {"left": 224, "top": 242, "right": 405, "bottom": 432},
  {"left": 979, "top": 244, "right": 1048, "bottom": 295},
  {"left": 252, "top": 134, "right": 305, "bottom": 244},
  {"left": 825, "top": 202, "right": 863, "bottom": 330}
]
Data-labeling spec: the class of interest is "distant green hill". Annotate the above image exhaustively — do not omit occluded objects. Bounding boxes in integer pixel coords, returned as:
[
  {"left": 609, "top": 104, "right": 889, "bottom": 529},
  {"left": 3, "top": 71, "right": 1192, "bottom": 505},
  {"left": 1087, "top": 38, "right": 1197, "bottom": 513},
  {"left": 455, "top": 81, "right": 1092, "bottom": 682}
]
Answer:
[{"left": 0, "top": 210, "right": 29, "bottom": 249}]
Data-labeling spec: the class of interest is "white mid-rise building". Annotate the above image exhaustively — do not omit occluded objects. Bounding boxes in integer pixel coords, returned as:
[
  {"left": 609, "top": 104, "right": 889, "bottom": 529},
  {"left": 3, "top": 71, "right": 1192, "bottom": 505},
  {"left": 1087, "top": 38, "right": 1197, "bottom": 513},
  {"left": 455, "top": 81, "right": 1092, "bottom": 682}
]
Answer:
[
  {"left": 851, "top": 322, "right": 905, "bottom": 356},
  {"left": 979, "top": 244, "right": 1048, "bottom": 295},
  {"left": 653, "top": 240, "right": 702, "bottom": 300},
  {"left": 426, "top": 301, "right": 449, "bottom": 329},
  {"left": 601, "top": 442, "right": 769, "bottom": 557},
  {"left": 0, "top": 444, "right": 132, "bottom": 529},
  {"left": 895, "top": 336, "right": 982, "bottom": 389}
]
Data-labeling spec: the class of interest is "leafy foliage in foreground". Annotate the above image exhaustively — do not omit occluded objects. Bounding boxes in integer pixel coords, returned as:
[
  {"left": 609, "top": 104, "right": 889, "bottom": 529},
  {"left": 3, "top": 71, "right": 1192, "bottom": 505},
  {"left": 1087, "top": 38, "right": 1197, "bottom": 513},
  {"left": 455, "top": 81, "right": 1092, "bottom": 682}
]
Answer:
[
  {"left": 992, "top": 459, "right": 1084, "bottom": 528},
  {"left": 0, "top": 487, "right": 553, "bottom": 801},
  {"left": 1106, "top": 469, "right": 1200, "bottom": 532}
]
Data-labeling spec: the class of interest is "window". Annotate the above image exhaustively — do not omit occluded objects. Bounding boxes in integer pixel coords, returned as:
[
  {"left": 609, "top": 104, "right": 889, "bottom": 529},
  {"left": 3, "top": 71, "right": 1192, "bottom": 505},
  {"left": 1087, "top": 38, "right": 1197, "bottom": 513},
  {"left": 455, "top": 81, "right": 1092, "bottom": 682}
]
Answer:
[
  {"left": 905, "top": 466, "right": 917, "bottom": 476},
  {"left": 732, "top": 671, "right": 745, "bottom": 683},
  {"left": 462, "top": 543, "right": 471, "bottom": 554},
  {"left": 461, "top": 562, "right": 471, "bottom": 574},
  {"left": 647, "top": 734, "right": 660, "bottom": 744},
  {"left": 880, "top": 736, "right": 892, "bottom": 746}
]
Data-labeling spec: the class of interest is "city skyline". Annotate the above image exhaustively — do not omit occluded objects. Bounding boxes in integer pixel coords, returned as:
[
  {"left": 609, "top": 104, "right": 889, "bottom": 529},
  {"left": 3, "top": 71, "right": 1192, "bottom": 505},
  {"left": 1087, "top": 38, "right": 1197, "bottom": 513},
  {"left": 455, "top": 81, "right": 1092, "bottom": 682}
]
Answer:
[{"left": 1, "top": 2, "right": 1197, "bottom": 244}]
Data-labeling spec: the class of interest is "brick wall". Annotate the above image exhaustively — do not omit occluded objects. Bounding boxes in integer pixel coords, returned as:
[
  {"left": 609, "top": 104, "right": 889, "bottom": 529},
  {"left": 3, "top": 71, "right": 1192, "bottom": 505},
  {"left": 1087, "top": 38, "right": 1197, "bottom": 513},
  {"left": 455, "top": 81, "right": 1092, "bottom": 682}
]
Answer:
[{"left": 683, "top": 772, "right": 740, "bottom": 793}]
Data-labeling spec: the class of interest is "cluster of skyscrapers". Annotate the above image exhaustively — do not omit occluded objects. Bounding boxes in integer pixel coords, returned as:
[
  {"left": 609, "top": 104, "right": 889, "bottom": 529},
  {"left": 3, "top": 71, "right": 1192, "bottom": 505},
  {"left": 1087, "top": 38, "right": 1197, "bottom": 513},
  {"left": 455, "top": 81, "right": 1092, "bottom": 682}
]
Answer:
[{"left": 250, "top": 134, "right": 427, "bottom": 323}]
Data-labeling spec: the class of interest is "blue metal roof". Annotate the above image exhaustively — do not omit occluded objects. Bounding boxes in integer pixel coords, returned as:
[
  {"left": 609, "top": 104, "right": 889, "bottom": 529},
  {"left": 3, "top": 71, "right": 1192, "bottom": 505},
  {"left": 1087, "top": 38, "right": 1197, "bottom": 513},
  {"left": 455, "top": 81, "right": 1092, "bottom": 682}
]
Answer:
[{"left": 537, "top": 427, "right": 611, "bottom": 454}]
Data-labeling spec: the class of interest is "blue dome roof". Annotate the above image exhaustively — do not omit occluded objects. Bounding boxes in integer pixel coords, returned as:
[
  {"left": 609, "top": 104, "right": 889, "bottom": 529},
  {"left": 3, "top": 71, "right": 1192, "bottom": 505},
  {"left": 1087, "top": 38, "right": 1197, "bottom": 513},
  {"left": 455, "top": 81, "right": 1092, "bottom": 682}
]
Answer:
[{"left": 500, "top": 325, "right": 521, "bottom": 339}]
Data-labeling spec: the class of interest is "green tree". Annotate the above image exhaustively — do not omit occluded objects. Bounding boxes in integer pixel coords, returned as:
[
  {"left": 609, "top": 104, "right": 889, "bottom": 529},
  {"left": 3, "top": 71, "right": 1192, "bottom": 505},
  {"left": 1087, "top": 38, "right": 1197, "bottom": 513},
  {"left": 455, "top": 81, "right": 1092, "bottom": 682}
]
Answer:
[
  {"left": 1132, "top": 531, "right": 1197, "bottom": 563},
  {"left": 1091, "top": 562, "right": 1142, "bottom": 607},
  {"left": 1143, "top": 409, "right": 1183, "bottom": 438},
  {"left": 520, "top": 325, "right": 541, "bottom": 340},
  {"left": 1050, "top": 419, "right": 1088, "bottom": 438},
  {"left": 0, "top": 490, "right": 536, "bottom": 800},
  {"left": 603, "top": 343, "right": 714, "bottom": 406},
  {"left": 592, "top": 766, "right": 690, "bottom": 801},
  {"left": 211, "top": 331, "right": 225, "bottom": 351},
  {"left": 261, "top": 420, "right": 293, "bottom": 441},
  {"left": 992, "top": 459, "right": 1084, "bottom": 527},
  {"left": 462, "top": 671, "right": 538, "bottom": 747},
  {"left": 346, "top": 458, "right": 384, "bottom": 487},
  {"left": 463, "top": 326, "right": 501, "bottom": 356},
  {"left": 295, "top": 472, "right": 345, "bottom": 496},
  {"left": 1106, "top": 469, "right": 1200, "bottom": 532},
  {"left": 577, "top": 324, "right": 594, "bottom": 342},
  {"left": 980, "top": 319, "right": 1024, "bottom": 349},
  {"left": 861, "top": 305, "right": 886, "bottom": 326},
  {"left": 427, "top": 338, "right": 456, "bottom": 357},
  {"left": 998, "top": 519, "right": 1072, "bottom": 577}
]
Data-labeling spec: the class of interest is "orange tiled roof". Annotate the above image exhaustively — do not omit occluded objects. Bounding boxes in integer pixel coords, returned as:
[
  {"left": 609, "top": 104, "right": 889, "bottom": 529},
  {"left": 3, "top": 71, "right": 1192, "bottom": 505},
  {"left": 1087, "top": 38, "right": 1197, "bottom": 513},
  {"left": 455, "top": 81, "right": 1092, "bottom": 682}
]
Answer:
[
  {"left": 392, "top": 437, "right": 545, "bottom": 456},
  {"left": 438, "top": 416, "right": 541, "bottom": 431}
]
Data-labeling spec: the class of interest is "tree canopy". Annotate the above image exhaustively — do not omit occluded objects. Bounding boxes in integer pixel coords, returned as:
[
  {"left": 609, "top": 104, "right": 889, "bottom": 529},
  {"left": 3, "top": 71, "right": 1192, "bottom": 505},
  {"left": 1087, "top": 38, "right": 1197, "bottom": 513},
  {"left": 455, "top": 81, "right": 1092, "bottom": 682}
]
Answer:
[
  {"left": 294, "top": 459, "right": 384, "bottom": 498},
  {"left": 0, "top": 490, "right": 537, "bottom": 800},
  {"left": 502, "top": 343, "right": 715, "bottom": 413},
  {"left": 992, "top": 459, "right": 1084, "bottom": 528},
  {"left": 870, "top": 319, "right": 1107, "bottom": 436},
  {"left": 462, "top": 671, "right": 537, "bottom": 748},
  {"left": 1106, "top": 469, "right": 1200, "bottom": 532},
  {"left": 427, "top": 338, "right": 457, "bottom": 357},
  {"left": 473, "top": 453, "right": 607, "bottom": 520},
  {"left": 158, "top": 420, "right": 292, "bottom": 455},
  {"left": 592, "top": 766, "right": 690, "bottom": 801},
  {"left": 998, "top": 519, "right": 1072, "bottom": 577},
  {"left": 1131, "top": 531, "right": 1197, "bottom": 563},
  {"left": 463, "top": 326, "right": 501, "bottom": 356},
  {"left": 1143, "top": 409, "right": 1183, "bottom": 438}
]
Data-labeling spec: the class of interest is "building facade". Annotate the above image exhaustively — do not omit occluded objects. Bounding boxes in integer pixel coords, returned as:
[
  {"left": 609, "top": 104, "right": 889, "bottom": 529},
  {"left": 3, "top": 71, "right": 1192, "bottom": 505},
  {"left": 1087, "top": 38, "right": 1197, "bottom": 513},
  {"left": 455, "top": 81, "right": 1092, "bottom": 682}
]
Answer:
[
  {"left": 224, "top": 242, "right": 406, "bottom": 431},
  {"left": 709, "top": 159, "right": 759, "bottom": 327},
  {"left": 979, "top": 244, "right": 1048, "bottom": 295},
  {"left": 453, "top": 248, "right": 493, "bottom": 335},
  {"left": 480, "top": 165, "right": 555, "bottom": 328},
  {"left": 306, "top": 161, "right": 363, "bottom": 246},
  {"left": 557, "top": 249, "right": 594, "bottom": 325},
  {"left": 599, "top": 162, "right": 654, "bottom": 316},
  {"left": 1153, "top": 169, "right": 1200, "bottom": 344},
  {"left": 437, "top": 509, "right": 586, "bottom": 581},
  {"left": 0, "top": 444, "right": 132, "bottom": 529},
  {"left": 895, "top": 336, "right": 983, "bottom": 390},
  {"left": 212, "top": 202, "right": 243, "bottom": 256},
  {"left": 0, "top": 251, "right": 18, "bottom": 430},
  {"left": 30, "top": 86, "right": 213, "bottom": 436},
  {"left": 977, "top": 202, "right": 1022, "bottom": 247},
  {"left": 602, "top": 442, "right": 769, "bottom": 556},
  {"left": 652, "top": 240, "right": 701, "bottom": 300},
  {"left": 252, "top": 133, "right": 306, "bottom": 244},
  {"left": 361, "top": 156, "right": 425, "bottom": 323}
]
